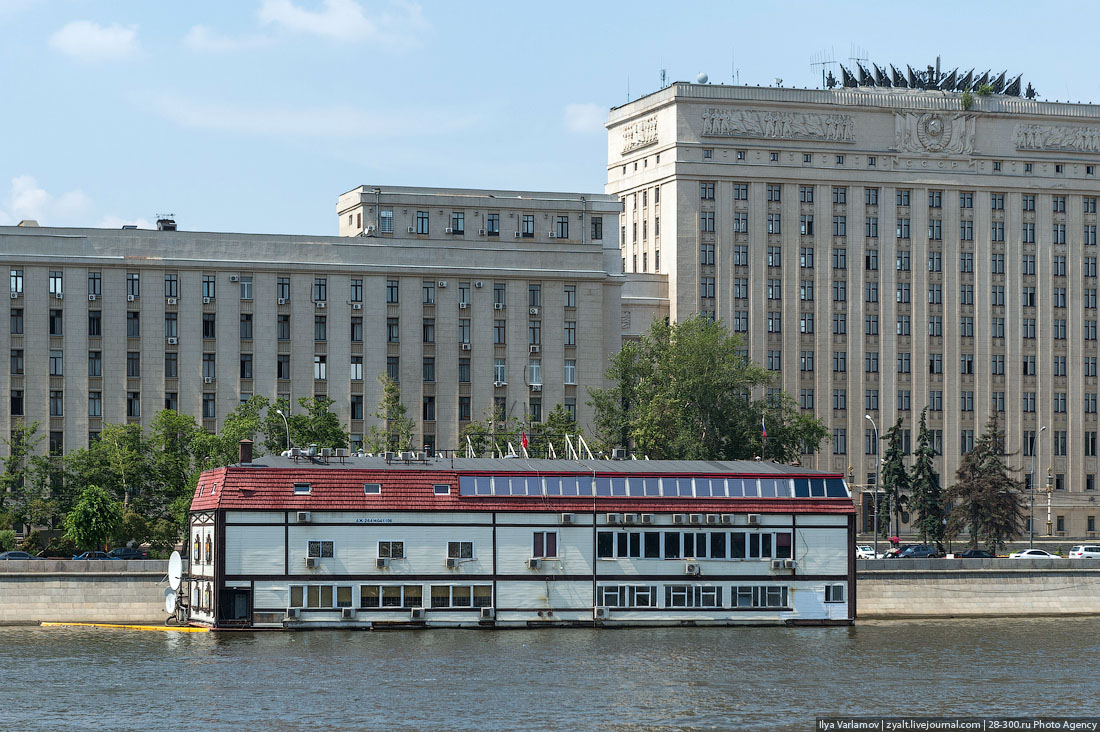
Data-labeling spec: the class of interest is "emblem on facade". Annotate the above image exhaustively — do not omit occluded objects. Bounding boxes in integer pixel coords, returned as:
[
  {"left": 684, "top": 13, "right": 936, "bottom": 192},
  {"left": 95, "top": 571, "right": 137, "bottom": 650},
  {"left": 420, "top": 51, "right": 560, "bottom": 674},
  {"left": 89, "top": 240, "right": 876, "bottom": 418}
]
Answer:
[
  {"left": 1015, "top": 123, "right": 1100, "bottom": 152},
  {"left": 701, "top": 108, "right": 855, "bottom": 142},
  {"left": 894, "top": 112, "right": 976, "bottom": 154},
  {"left": 621, "top": 115, "right": 658, "bottom": 154}
]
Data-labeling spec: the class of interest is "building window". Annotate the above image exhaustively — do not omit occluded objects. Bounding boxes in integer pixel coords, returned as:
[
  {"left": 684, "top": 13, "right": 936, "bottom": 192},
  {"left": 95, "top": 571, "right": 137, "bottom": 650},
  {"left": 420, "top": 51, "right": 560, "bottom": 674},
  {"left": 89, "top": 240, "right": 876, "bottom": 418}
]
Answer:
[
  {"left": 415, "top": 210, "right": 429, "bottom": 234},
  {"left": 49, "top": 270, "right": 63, "bottom": 295},
  {"left": 350, "top": 355, "right": 363, "bottom": 381},
  {"left": 422, "top": 396, "right": 435, "bottom": 421},
  {"left": 49, "top": 349, "right": 63, "bottom": 376},
  {"left": 239, "top": 353, "right": 253, "bottom": 379},
  {"left": 203, "top": 353, "right": 216, "bottom": 380},
  {"left": 423, "top": 357, "right": 435, "bottom": 383},
  {"left": 564, "top": 321, "right": 576, "bottom": 346},
  {"left": 10, "top": 390, "right": 23, "bottom": 416},
  {"left": 49, "top": 309, "right": 63, "bottom": 336},
  {"left": 387, "top": 356, "right": 399, "bottom": 381},
  {"left": 239, "top": 313, "right": 252, "bottom": 340},
  {"left": 127, "top": 351, "right": 140, "bottom": 378},
  {"left": 126, "top": 392, "right": 140, "bottom": 418},
  {"left": 314, "top": 355, "right": 327, "bottom": 380},
  {"left": 387, "top": 318, "right": 399, "bottom": 343},
  {"left": 555, "top": 216, "right": 569, "bottom": 239},
  {"left": 458, "top": 358, "right": 470, "bottom": 383},
  {"left": 10, "top": 269, "right": 22, "bottom": 295},
  {"left": 450, "top": 211, "right": 464, "bottom": 234},
  {"left": 532, "top": 531, "right": 558, "bottom": 558},
  {"left": 314, "top": 316, "right": 327, "bottom": 342}
]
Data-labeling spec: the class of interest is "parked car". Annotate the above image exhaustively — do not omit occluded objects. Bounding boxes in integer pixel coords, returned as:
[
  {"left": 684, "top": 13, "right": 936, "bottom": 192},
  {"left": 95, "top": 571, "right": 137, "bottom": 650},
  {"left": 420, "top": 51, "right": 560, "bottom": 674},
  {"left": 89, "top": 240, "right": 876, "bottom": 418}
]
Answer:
[
  {"left": 956, "top": 549, "right": 994, "bottom": 558},
  {"left": 855, "top": 545, "right": 883, "bottom": 559},
  {"left": 1009, "top": 549, "right": 1060, "bottom": 559},
  {"left": 1068, "top": 545, "right": 1100, "bottom": 559},
  {"left": 106, "top": 547, "right": 148, "bottom": 560},
  {"left": 0, "top": 551, "right": 39, "bottom": 560},
  {"left": 71, "top": 551, "right": 119, "bottom": 560},
  {"left": 897, "top": 544, "right": 944, "bottom": 558}
]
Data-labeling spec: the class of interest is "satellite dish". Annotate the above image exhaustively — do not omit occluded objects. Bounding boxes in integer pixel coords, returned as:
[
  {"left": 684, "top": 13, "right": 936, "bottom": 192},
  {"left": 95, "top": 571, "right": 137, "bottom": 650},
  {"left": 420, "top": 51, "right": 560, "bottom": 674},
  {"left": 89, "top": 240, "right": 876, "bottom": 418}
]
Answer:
[
  {"left": 697, "top": 72, "right": 709, "bottom": 84},
  {"left": 168, "top": 551, "right": 182, "bottom": 590},
  {"left": 165, "top": 588, "right": 178, "bottom": 614}
]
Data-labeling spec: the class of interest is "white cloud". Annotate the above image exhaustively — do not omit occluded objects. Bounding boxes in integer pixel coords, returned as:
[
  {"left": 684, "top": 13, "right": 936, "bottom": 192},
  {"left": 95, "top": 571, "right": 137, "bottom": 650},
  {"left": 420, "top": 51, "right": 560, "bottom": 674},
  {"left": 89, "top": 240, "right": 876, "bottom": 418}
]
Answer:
[
  {"left": 257, "top": 0, "right": 428, "bottom": 47},
  {"left": 49, "top": 20, "right": 138, "bottom": 61},
  {"left": 563, "top": 103, "right": 605, "bottom": 134},
  {"left": 182, "top": 24, "right": 272, "bottom": 53},
  {"left": 152, "top": 93, "right": 475, "bottom": 140},
  {"left": 0, "top": 176, "right": 92, "bottom": 226}
]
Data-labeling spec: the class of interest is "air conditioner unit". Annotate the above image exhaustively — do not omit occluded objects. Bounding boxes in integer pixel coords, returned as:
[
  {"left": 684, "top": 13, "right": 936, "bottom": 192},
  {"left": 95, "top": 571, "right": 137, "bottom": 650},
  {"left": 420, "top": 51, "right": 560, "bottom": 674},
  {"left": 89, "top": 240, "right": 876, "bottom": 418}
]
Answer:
[
  {"left": 673, "top": 514, "right": 687, "bottom": 525},
  {"left": 297, "top": 511, "right": 311, "bottom": 523},
  {"left": 203, "top": 297, "right": 211, "bottom": 304},
  {"left": 623, "top": 513, "right": 638, "bottom": 525},
  {"left": 286, "top": 608, "right": 300, "bottom": 619},
  {"left": 438, "top": 281, "right": 447, "bottom": 288},
  {"left": 445, "top": 227, "right": 454, "bottom": 234},
  {"left": 611, "top": 447, "right": 628, "bottom": 460},
  {"left": 783, "top": 559, "right": 796, "bottom": 569},
  {"left": 493, "top": 302, "right": 504, "bottom": 310},
  {"left": 167, "top": 337, "right": 178, "bottom": 345},
  {"left": 770, "top": 559, "right": 785, "bottom": 570},
  {"left": 529, "top": 345, "right": 540, "bottom": 354},
  {"left": 529, "top": 307, "right": 540, "bottom": 315},
  {"left": 640, "top": 514, "right": 653, "bottom": 525},
  {"left": 341, "top": 607, "right": 355, "bottom": 619},
  {"left": 459, "top": 302, "right": 468, "bottom": 309},
  {"left": 408, "top": 226, "right": 415, "bottom": 233},
  {"left": 352, "top": 303, "right": 362, "bottom": 310},
  {"left": 315, "top": 301, "right": 326, "bottom": 309},
  {"left": 478, "top": 228, "right": 486, "bottom": 236},
  {"left": 204, "top": 376, "right": 214, "bottom": 384},
  {"left": 548, "top": 232, "right": 557, "bottom": 238},
  {"left": 746, "top": 514, "right": 760, "bottom": 526},
  {"left": 305, "top": 557, "right": 318, "bottom": 569},
  {"left": 480, "top": 607, "right": 494, "bottom": 620},
  {"left": 721, "top": 515, "right": 733, "bottom": 525},
  {"left": 54, "top": 292, "right": 64, "bottom": 300},
  {"left": 167, "top": 297, "right": 177, "bottom": 305},
  {"left": 461, "top": 343, "right": 472, "bottom": 351},
  {"left": 688, "top": 513, "right": 704, "bottom": 525},
  {"left": 365, "top": 225, "right": 376, "bottom": 234},
  {"left": 493, "top": 380, "right": 506, "bottom": 388},
  {"left": 593, "top": 607, "right": 609, "bottom": 619},
  {"left": 410, "top": 607, "right": 425, "bottom": 620},
  {"left": 229, "top": 275, "right": 239, "bottom": 282},
  {"left": 88, "top": 294, "right": 97, "bottom": 301},
  {"left": 706, "top": 514, "right": 721, "bottom": 525},
  {"left": 530, "top": 384, "right": 541, "bottom": 391},
  {"left": 127, "top": 294, "right": 135, "bottom": 302},
  {"left": 606, "top": 512, "right": 622, "bottom": 524},
  {"left": 526, "top": 558, "right": 542, "bottom": 570},
  {"left": 376, "top": 557, "right": 390, "bottom": 569},
  {"left": 474, "top": 281, "right": 483, "bottom": 288},
  {"left": 446, "top": 558, "right": 459, "bottom": 569},
  {"left": 685, "top": 563, "right": 702, "bottom": 576},
  {"left": 9, "top": 292, "right": 18, "bottom": 299},
  {"left": 560, "top": 513, "right": 574, "bottom": 524},
  {"left": 277, "top": 298, "right": 287, "bottom": 305},
  {"left": 514, "top": 232, "right": 521, "bottom": 238}
]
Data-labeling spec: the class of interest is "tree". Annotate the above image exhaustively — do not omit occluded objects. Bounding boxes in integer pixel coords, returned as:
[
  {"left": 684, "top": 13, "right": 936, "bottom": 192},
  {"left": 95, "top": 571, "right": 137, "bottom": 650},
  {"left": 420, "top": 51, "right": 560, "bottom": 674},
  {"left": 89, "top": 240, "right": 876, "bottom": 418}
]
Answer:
[
  {"left": 292, "top": 396, "right": 349, "bottom": 450},
  {"left": 0, "top": 421, "right": 42, "bottom": 513},
  {"left": 526, "top": 404, "right": 583, "bottom": 458},
  {"left": 588, "top": 316, "right": 827, "bottom": 460},
  {"left": 461, "top": 406, "right": 523, "bottom": 457},
  {"left": 63, "top": 485, "right": 123, "bottom": 551},
  {"left": 946, "top": 414, "right": 1024, "bottom": 552},
  {"left": 878, "top": 417, "right": 910, "bottom": 539},
  {"left": 908, "top": 409, "right": 945, "bottom": 544},
  {"left": 193, "top": 396, "right": 270, "bottom": 468},
  {"left": 366, "top": 375, "right": 414, "bottom": 453}
]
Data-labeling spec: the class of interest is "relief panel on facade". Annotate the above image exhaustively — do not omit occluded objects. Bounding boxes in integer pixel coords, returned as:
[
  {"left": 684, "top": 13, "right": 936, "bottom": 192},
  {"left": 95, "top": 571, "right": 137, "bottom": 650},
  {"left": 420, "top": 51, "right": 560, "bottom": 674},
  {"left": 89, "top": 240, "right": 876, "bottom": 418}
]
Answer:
[
  {"left": 1015, "top": 123, "right": 1100, "bottom": 152},
  {"left": 701, "top": 108, "right": 855, "bottom": 142},
  {"left": 621, "top": 115, "right": 659, "bottom": 154},
  {"left": 894, "top": 112, "right": 976, "bottom": 154}
]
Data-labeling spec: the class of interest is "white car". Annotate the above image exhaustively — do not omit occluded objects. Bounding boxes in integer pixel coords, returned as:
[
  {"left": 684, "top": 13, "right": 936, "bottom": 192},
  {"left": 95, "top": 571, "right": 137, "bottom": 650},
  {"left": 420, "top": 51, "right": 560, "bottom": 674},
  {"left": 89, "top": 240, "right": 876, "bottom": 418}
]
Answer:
[
  {"left": 1068, "top": 545, "right": 1100, "bottom": 558},
  {"left": 856, "top": 545, "right": 883, "bottom": 559},
  {"left": 1008, "top": 549, "right": 1060, "bottom": 559}
]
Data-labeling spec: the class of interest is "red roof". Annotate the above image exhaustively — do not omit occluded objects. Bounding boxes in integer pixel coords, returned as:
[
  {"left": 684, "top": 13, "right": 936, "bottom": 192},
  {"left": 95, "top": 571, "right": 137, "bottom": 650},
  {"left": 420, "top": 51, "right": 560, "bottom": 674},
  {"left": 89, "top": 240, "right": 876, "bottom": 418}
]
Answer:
[{"left": 191, "top": 466, "right": 854, "bottom": 515}]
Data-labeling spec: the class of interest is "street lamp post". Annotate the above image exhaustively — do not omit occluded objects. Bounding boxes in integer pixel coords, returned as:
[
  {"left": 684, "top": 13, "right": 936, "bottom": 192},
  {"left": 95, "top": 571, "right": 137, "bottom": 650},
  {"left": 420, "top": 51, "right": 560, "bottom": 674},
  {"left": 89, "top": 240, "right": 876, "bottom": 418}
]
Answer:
[
  {"left": 1029, "top": 425, "right": 1046, "bottom": 549},
  {"left": 275, "top": 408, "right": 291, "bottom": 452},
  {"left": 1046, "top": 467, "right": 1054, "bottom": 537},
  {"left": 865, "top": 415, "right": 879, "bottom": 559}
]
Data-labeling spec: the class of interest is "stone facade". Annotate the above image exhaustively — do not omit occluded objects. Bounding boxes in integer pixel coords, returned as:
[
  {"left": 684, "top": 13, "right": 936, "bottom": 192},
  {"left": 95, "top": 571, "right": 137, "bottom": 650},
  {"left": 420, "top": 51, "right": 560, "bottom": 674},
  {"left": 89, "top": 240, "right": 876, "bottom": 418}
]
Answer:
[
  {"left": 0, "top": 186, "right": 622, "bottom": 455},
  {"left": 0, "top": 561, "right": 168, "bottom": 623},
  {"left": 607, "top": 82, "right": 1100, "bottom": 537}
]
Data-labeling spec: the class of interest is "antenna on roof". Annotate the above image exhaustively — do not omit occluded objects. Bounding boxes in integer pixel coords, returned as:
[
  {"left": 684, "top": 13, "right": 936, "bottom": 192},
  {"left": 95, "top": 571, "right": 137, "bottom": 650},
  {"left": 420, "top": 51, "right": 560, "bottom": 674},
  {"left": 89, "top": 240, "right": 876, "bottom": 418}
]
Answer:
[
  {"left": 810, "top": 48, "right": 838, "bottom": 89},
  {"left": 731, "top": 48, "right": 740, "bottom": 85},
  {"left": 848, "top": 43, "right": 868, "bottom": 67},
  {"left": 659, "top": 68, "right": 666, "bottom": 89}
]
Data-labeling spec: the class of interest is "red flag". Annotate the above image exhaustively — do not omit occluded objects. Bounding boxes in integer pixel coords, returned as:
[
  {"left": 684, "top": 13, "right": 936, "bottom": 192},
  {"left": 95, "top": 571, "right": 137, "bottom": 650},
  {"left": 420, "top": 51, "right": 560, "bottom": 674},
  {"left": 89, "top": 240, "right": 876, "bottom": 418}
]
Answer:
[{"left": 521, "top": 431, "right": 528, "bottom": 449}]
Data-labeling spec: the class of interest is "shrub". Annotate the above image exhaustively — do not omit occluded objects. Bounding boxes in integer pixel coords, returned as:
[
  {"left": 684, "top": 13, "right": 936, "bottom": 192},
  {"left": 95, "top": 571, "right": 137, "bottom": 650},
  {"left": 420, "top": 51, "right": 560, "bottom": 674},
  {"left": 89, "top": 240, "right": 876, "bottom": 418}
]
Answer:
[{"left": 0, "top": 529, "right": 16, "bottom": 552}]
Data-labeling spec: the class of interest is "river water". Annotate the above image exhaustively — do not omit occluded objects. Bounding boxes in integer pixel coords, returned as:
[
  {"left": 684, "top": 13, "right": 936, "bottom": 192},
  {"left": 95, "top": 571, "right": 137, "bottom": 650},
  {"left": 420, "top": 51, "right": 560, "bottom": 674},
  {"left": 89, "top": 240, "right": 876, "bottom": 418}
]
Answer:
[{"left": 0, "top": 619, "right": 1097, "bottom": 731}]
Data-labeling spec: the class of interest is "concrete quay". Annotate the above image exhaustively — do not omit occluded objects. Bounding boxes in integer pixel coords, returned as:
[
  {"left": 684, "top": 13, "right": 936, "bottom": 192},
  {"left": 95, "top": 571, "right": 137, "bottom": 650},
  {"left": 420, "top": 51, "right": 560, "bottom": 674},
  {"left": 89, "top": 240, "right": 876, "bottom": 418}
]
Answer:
[{"left": 0, "top": 560, "right": 169, "bottom": 624}]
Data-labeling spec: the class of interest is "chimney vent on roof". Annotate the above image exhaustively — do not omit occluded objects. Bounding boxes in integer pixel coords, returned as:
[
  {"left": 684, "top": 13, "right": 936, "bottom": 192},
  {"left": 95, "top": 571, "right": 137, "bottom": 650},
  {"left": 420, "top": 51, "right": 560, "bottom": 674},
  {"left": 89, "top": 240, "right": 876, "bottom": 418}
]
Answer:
[
  {"left": 17, "top": 220, "right": 39, "bottom": 227},
  {"left": 239, "top": 439, "right": 253, "bottom": 465},
  {"left": 156, "top": 217, "right": 177, "bottom": 231}
]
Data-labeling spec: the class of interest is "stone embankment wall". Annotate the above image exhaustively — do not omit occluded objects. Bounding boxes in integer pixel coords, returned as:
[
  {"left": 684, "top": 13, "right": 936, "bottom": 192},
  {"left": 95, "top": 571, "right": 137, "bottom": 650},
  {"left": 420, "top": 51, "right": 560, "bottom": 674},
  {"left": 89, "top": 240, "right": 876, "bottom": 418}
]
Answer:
[
  {"left": 0, "top": 560, "right": 169, "bottom": 624},
  {"left": 857, "top": 558, "right": 1100, "bottom": 618}
]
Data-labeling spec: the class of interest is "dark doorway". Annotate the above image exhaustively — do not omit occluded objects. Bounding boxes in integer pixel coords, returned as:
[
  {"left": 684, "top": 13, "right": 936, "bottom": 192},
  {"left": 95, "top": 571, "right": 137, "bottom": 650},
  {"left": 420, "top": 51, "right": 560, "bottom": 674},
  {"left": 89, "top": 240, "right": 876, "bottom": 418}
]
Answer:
[{"left": 221, "top": 588, "right": 251, "bottom": 622}]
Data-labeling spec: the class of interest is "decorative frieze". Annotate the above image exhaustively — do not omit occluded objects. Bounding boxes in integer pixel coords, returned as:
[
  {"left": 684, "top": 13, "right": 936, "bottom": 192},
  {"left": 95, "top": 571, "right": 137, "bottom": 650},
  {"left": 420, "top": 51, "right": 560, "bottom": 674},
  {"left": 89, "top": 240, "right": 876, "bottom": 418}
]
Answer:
[
  {"left": 701, "top": 108, "right": 855, "bottom": 142},
  {"left": 621, "top": 115, "right": 658, "bottom": 154},
  {"left": 894, "top": 112, "right": 976, "bottom": 154},
  {"left": 1015, "top": 123, "right": 1100, "bottom": 152}
]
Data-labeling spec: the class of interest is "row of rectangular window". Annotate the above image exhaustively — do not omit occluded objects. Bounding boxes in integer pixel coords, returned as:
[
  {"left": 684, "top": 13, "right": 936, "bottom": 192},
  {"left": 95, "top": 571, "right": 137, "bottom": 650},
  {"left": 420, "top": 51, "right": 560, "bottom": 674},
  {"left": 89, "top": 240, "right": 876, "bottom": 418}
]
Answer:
[{"left": 705, "top": 184, "right": 1096, "bottom": 212}]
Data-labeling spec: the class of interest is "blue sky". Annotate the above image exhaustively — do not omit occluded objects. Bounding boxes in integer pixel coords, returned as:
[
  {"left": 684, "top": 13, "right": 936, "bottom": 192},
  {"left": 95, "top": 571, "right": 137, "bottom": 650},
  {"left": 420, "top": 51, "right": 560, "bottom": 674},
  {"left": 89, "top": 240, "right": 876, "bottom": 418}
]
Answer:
[{"left": 3, "top": 0, "right": 1100, "bottom": 235}]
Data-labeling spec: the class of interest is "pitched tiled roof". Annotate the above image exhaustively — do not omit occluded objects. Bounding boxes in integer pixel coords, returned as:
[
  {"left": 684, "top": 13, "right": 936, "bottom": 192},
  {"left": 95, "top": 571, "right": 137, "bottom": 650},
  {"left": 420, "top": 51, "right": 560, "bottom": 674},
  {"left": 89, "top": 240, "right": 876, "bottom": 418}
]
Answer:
[{"left": 190, "top": 464, "right": 854, "bottom": 515}]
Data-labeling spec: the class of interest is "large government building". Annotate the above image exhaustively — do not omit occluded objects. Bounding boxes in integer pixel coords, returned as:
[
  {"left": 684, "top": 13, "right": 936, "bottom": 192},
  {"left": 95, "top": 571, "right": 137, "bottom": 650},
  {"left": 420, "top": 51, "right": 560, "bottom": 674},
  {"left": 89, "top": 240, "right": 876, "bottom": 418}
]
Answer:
[
  {"left": 0, "top": 187, "right": 622, "bottom": 456},
  {"left": 607, "top": 80, "right": 1100, "bottom": 537}
]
